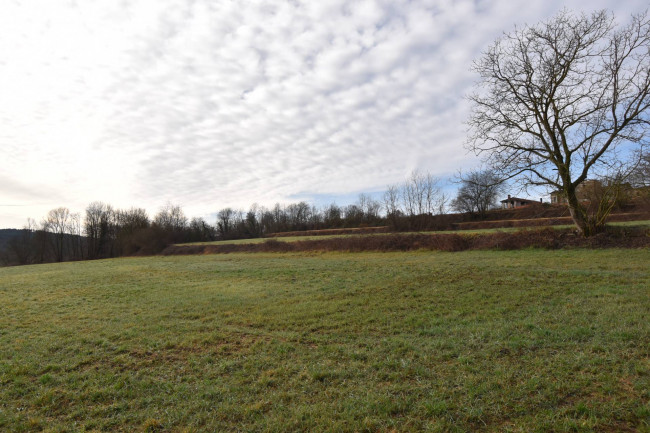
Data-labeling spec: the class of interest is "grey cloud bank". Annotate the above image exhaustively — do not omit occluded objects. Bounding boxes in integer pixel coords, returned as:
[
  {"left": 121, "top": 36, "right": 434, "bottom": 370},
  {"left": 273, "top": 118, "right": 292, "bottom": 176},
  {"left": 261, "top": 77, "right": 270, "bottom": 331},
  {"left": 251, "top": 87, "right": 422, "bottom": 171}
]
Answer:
[{"left": 0, "top": 0, "right": 644, "bottom": 228}]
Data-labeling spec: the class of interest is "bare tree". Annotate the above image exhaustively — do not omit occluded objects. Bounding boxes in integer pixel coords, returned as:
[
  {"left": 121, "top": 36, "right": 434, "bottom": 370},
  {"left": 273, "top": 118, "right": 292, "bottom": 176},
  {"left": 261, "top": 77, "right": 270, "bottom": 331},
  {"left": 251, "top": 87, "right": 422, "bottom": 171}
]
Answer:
[
  {"left": 286, "top": 202, "right": 310, "bottom": 229},
  {"left": 468, "top": 10, "right": 650, "bottom": 236},
  {"left": 401, "top": 170, "right": 445, "bottom": 216},
  {"left": 245, "top": 203, "right": 261, "bottom": 237},
  {"left": 422, "top": 174, "right": 447, "bottom": 215},
  {"left": 451, "top": 169, "right": 505, "bottom": 217},
  {"left": 115, "top": 207, "right": 150, "bottom": 255},
  {"left": 44, "top": 207, "right": 71, "bottom": 262},
  {"left": 116, "top": 208, "right": 150, "bottom": 232},
  {"left": 32, "top": 219, "right": 50, "bottom": 263},
  {"left": 322, "top": 203, "right": 342, "bottom": 228},
  {"left": 402, "top": 173, "right": 419, "bottom": 217},
  {"left": 188, "top": 217, "right": 215, "bottom": 242},
  {"left": 357, "top": 193, "right": 381, "bottom": 223},
  {"left": 67, "top": 212, "right": 84, "bottom": 260},
  {"left": 382, "top": 184, "right": 401, "bottom": 215},
  {"left": 271, "top": 203, "right": 286, "bottom": 232},
  {"left": 217, "top": 208, "right": 235, "bottom": 239},
  {"left": 5, "top": 219, "right": 38, "bottom": 265},
  {"left": 154, "top": 202, "right": 187, "bottom": 232},
  {"left": 259, "top": 209, "right": 273, "bottom": 234},
  {"left": 343, "top": 204, "right": 363, "bottom": 225},
  {"left": 85, "top": 202, "right": 114, "bottom": 259},
  {"left": 309, "top": 204, "right": 323, "bottom": 228},
  {"left": 630, "top": 151, "right": 650, "bottom": 187}
]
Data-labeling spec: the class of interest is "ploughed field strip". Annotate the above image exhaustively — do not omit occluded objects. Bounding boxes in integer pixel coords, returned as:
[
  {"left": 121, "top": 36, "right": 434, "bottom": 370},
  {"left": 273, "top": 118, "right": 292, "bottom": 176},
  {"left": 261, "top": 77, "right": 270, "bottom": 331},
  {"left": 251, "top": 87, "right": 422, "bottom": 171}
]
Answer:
[{"left": 1, "top": 250, "right": 649, "bottom": 432}]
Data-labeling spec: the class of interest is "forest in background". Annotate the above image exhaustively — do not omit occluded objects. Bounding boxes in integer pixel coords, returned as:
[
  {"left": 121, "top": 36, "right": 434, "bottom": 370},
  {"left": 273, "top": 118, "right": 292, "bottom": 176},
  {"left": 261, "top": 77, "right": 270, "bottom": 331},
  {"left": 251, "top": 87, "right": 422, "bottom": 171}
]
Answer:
[{"left": 2, "top": 163, "right": 649, "bottom": 267}]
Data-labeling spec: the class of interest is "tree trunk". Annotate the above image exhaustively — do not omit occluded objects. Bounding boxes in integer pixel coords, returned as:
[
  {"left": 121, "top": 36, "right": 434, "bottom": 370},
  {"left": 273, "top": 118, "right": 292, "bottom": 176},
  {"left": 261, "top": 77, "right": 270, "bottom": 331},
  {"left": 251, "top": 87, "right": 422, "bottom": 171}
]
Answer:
[{"left": 564, "top": 187, "right": 604, "bottom": 237}]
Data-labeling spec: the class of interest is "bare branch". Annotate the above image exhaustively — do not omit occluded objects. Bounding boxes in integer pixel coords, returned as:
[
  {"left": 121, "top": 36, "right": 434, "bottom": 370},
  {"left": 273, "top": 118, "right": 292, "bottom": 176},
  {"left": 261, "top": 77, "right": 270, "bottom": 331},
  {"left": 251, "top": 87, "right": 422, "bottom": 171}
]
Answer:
[{"left": 467, "top": 9, "right": 650, "bottom": 235}]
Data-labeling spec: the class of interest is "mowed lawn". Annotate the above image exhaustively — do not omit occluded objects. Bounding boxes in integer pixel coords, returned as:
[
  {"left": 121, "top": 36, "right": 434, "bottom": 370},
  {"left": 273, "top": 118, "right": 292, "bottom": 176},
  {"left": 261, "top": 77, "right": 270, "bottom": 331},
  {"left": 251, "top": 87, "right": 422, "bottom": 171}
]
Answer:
[{"left": 0, "top": 250, "right": 649, "bottom": 432}]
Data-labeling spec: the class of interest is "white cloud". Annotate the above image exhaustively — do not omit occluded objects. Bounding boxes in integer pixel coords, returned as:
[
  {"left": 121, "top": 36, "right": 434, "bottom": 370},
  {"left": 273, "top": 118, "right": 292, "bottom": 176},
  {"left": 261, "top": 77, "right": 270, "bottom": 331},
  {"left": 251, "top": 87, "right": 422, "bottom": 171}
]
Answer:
[{"left": 0, "top": 0, "right": 647, "bottom": 227}]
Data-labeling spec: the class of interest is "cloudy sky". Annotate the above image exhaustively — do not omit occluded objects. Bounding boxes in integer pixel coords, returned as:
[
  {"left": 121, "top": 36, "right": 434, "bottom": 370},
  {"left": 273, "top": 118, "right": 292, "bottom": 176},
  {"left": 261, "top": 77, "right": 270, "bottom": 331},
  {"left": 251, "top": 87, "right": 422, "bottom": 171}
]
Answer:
[{"left": 0, "top": 0, "right": 645, "bottom": 228}]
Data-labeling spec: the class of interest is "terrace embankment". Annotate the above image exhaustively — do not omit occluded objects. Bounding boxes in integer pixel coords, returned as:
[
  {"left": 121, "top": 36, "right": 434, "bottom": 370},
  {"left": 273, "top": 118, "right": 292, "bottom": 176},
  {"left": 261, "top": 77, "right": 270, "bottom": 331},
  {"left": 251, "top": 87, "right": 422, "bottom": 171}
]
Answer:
[
  {"left": 453, "top": 211, "right": 650, "bottom": 230},
  {"left": 163, "top": 226, "right": 650, "bottom": 255}
]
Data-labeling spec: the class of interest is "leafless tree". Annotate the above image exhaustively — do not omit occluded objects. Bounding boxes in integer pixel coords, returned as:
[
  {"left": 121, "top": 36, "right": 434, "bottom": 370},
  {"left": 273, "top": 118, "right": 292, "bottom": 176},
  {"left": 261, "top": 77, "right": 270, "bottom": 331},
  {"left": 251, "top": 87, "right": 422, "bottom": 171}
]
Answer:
[
  {"left": 85, "top": 202, "right": 114, "bottom": 259},
  {"left": 217, "top": 207, "right": 235, "bottom": 238},
  {"left": 451, "top": 169, "right": 505, "bottom": 217},
  {"left": 258, "top": 207, "right": 276, "bottom": 234},
  {"left": 630, "top": 151, "right": 650, "bottom": 187},
  {"left": 116, "top": 208, "right": 150, "bottom": 232},
  {"left": 44, "top": 207, "right": 71, "bottom": 262},
  {"left": 402, "top": 173, "right": 418, "bottom": 217},
  {"left": 286, "top": 202, "right": 311, "bottom": 229},
  {"left": 67, "top": 212, "right": 84, "bottom": 260},
  {"left": 245, "top": 203, "right": 261, "bottom": 237},
  {"left": 401, "top": 170, "right": 445, "bottom": 216},
  {"left": 467, "top": 10, "right": 650, "bottom": 235},
  {"left": 32, "top": 219, "right": 50, "bottom": 263},
  {"left": 309, "top": 204, "right": 323, "bottom": 227},
  {"left": 382, "top": 184, "right": 401, "bottom": 215},
  {"left": 424, "top": 176, "right": 448, "bottom": 215},
  {"left": 154, "top": 202, "right": 187, "bottom": 232},
  {"left": 5, "top": 219, "right": 38, "bottom": 265},
  {"left": 115, "top": 207, "right": 150, "bottom": 255},
  {"left": 271, "top": 203, "right": 286, "bottom": 232},
  {"left": 188, "top": 217, "right": 215, "bottom": 242},
  {"left": 357, "top": 193, "right": 381, "bottom": 223},
  {"left": 343, "top": 204, "right": 363, "bottom": 225},
  {"left": 322, "top": 203, "right": 342, "bottom": 227}
]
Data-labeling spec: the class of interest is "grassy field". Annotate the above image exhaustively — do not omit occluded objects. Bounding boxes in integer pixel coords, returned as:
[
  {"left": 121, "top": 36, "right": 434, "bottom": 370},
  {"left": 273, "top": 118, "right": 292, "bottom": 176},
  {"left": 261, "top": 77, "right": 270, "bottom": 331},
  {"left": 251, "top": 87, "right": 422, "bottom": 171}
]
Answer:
[
  {"left": 178, "top": 220, "right": 650, "bottom": 247},
  {"left": 1, "top": 250, "right": 649, "bottom": 432}
]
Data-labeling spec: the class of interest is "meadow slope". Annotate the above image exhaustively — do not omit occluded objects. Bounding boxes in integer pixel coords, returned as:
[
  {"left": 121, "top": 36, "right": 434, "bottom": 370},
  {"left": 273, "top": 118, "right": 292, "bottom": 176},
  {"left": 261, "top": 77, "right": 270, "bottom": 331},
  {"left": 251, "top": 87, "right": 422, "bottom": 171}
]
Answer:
[{"left": 1, "top": 250, "right": 649, "bottom": 432}]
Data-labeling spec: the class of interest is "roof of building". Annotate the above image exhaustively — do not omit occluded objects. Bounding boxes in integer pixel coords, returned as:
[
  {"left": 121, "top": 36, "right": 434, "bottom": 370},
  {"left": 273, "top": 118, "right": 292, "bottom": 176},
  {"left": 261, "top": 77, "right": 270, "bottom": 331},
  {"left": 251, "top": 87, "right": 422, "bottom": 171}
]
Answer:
[{"left": 499, "top": 196, "right": 538, "bottom": 203}]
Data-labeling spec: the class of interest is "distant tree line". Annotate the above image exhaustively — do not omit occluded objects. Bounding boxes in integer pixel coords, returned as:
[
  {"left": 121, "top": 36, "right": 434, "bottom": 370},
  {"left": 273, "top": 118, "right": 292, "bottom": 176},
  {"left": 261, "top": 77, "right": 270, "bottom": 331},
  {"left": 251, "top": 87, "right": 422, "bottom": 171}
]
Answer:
[
  {"left": 0, "top": 197, "right": 387, "bottom": 266},
  {"left": 2, "top": 170, "right": 475, "bottom": 266},
  {"left": 17, "top": 158, "right": 650, "bottom": 266},
  {"left": 9, "top": 156, "right": 649, "bottom": 266},
  {"left": 0, "top": 203, "right": 211, "bottom": 266},
  {"left": 5, "top": 157, "right": 649, "bottom": 266}
]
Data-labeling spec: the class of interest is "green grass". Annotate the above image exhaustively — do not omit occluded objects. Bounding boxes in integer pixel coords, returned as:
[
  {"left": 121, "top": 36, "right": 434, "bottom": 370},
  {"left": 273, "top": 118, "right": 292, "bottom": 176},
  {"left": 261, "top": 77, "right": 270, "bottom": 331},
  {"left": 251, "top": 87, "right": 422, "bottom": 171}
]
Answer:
[
  {"left": 607, "top": 219, "right": 650, "bottom": 228},
  {"left": 1, "top": 250, "right": 649, "bottom": 432},
  {"left": 177, "top": 228, "right": 526, "bottom": 246},
  {"left": 177, "top": 233, "right": 353, "bottom": 246}
]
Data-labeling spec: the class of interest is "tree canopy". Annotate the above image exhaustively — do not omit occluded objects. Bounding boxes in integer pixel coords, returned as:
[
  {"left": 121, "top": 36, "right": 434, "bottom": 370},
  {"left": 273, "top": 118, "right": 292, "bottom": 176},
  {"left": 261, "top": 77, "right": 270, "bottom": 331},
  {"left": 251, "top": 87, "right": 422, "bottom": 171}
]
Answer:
[{"left": 468, "top": 9, "right": 650, "bottom": 235}]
